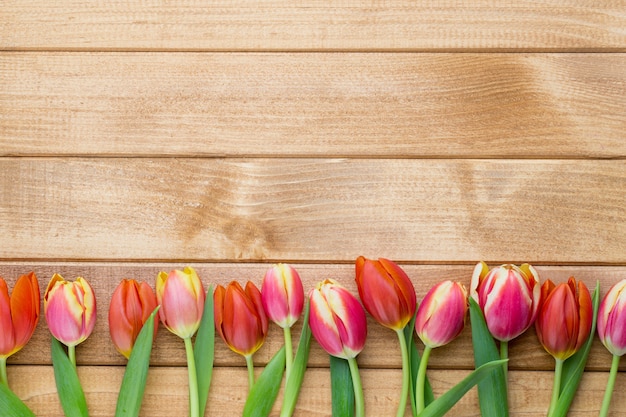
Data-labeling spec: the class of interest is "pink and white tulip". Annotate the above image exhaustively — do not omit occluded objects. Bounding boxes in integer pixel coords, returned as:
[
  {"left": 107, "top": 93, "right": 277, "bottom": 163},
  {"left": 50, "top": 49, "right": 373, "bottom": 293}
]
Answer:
[
  {"left": 415, "top": 281, "right": 467, "bottom": 348},
  {"left": 261, "top": 264, "right": 304, "bottom": 329}
]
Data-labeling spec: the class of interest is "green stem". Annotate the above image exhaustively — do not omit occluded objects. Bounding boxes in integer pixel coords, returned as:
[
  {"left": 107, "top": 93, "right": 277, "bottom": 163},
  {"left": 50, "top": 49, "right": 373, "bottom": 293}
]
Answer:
[
  {"left": 395, "top": 329, "right": 410, "bottom": 417},
  {"left": 599, "top": 354, "right": 621, "bottom": 417},
  {"left": 547, "top": 358, "right": 564, "bottom": 417},
  {"left": 284, "top": 326, "right": 293, "bottom": 381},
  {"left": 416, "top": 345, "right": 433, "bottom": 414},
  {"left": 184, "top": 337, "right": 200, "bottom": 417},
  {"left": 500, "top": 341, "right": 509, "bottom": 385},
  {"left": 0, "top": 357, "right": 7, "bottom": 386},
  {"left": 347, "top": 357, "right": 365, "bottom": 417},
  {"left": 68, "top": 344, "right": 76, "bottom": 368},
  {"left": 245, "top": 354, "right": 255, "bottom": 392}
]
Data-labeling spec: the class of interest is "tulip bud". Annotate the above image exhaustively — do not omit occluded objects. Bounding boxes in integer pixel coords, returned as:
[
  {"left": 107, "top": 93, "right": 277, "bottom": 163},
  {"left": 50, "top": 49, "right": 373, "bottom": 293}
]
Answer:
[
  {"left": 156, "top": 267, "right": 205, "bottom": 340},
  {"left": 44, "top": 274, "right": 96, "bottom": 347},
  {"left": 261, "top": 264, "right": 304, "bottom": 329},
  {"left": 0, "top": 272, "right": 40, "bottom": 358},
  {"left": 355, "top": 256, "right": 416, "bottom": 331},
  {"left": 597, "top": 279, "right": 626, "bottom": 357},
  {"left": 109, "top": 279, "right": 159, "bottom": 359},
  {"left": 470, "top": 261, "right": 541, "bottom": 342},
  {"left": 415, "top": 281, "right": 467, "bottom": 348},
  {"left": 214, "top": 281, "right": 268, "bottom": 357},
  {"left": 309, "top": 279, "right": 367, "bottom": 359},
  {"left": 535, "top": 277, "right": 592, "bottom": 361}
]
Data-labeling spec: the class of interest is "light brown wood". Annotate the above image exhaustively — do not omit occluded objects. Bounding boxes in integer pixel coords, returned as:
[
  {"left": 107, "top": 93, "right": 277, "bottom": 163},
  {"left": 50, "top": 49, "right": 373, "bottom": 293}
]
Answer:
[
  {"left": 2, "top": 1, "right": 625, "bottom": 51},
  {"left": 2, "top": 53, "right": 625, "bottom": 158}
]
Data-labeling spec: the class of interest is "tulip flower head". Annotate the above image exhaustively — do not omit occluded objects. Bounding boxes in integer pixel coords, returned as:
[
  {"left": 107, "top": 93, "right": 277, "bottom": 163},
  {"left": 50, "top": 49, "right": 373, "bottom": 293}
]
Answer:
[
  {"left": 355, "top": 256, "right": 416, "bottom": 331},
  {"left": 109, "top": 279, "right": 159, "bottom": 359},
  {"left": 598, "top": 279, "right": 626, "bottom": 357},
  {"left": 0, "top": 272, "right": 40, "bottom": 359},
  {"left": 309, "top": 278, "right": 367, "bottom": 360},
  {"left": 214, "top": 281, "right": 268, "bottom": 357},
  {"left": 470, "top": 261, "right": 541, "bottom": 342},
  {"left": 415, "top": 280, "right": 467, "bottom": 348},
  {"left": 156, "top": 267, "right": 205, "bottom": 340},
  {"left": 44, "top": 274, "right": 96, "bottom": 347},
  {"left": 535, "top": 277, "right": 592, "bottom": 361},
  {"left": 261, "top": 263, "right": 304, "bottom": 329}
]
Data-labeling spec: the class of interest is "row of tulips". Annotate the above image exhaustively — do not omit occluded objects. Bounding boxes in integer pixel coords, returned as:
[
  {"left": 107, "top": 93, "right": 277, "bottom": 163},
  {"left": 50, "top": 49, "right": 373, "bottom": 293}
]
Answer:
[{"left": 0, "top": 260, "right": 624, "bottom": 416}]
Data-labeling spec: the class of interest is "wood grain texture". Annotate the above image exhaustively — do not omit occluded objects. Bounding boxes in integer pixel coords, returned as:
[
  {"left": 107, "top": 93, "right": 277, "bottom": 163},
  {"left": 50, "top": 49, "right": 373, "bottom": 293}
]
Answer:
[
  {"left": 7, "top": 366, "right": 626, "bottom": 416},
  {"left": 2, "top": 1, "right": 625, "bottom": 51},
  {"left": 1, "top": 158, "right": 624, "bottom": 263},
  {"left": 2, "top": 53, "right": 626, "bottom": 158},
  {"left": 2, "top": 263, "right": 624, "bottom": 371}
]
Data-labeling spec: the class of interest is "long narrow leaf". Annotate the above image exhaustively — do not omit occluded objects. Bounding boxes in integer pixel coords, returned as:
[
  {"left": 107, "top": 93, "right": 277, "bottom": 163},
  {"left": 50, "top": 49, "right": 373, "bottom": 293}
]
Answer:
[
  {"left": 243, "top": 346, "right": 286, "bottom": 417},
  {"left": 418, "top": 359, "right": 508, "bottom": 417},
  {"left": 0, "top": 382, "right": 36, "bottom": 417},
  {"left": 115, "top": 307, "right": 159, "bottom": 417},
  {"left": 552, "top": 281, "right": 600, "bottom": 417},
  {"left": 281, "top": 303, "right": 312, "bottom": 417},
  {"left": 404, "top": 312, "right": 434, "bottom": 417},
  {"left": 469, "top": 298, "right": 509, "bottom": 417},
  {"left": 330, "top": 355, "right": 354, "bottom": 417},
  {"left": 51, "top": 338, "right": 89, "bottom": 417},
  {"left": 194, "top": 284, "right": 215, "bottom": 417}
]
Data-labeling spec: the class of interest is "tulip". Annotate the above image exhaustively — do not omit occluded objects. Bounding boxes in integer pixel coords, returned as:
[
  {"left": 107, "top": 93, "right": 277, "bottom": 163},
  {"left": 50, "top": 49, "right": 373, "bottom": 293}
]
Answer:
[
  {"left": 156, "top": 267, "right": 206, "bottom": 417},
  {"left": 260, "top": 264, "right": 304, "bottom": 381},
  {"left": 44, "top": 274, "right": 96, "bottom": 364},
  {"left": 354, "top": 256, "right": 416, "bottom": 417},
  {"left": 0, "top": 272, "right": 40, "bottom": 386},
  {"left": 596, "top": 279, "right": 626, "bottom": 417},
  {"left": 414, "top": 281, "right": 467, "bottom": 413},
  {"left": 109, "top": 279, "right": 158, "bottom": 359},
  {"left": 214, "top": 280, "right": 268, "bottom": 389},
  {"left": 535, "top": 277, "right": 592, "bottom": 417},
  {"left": 309, "top": 278, "right": 367, "bottom": 417}
]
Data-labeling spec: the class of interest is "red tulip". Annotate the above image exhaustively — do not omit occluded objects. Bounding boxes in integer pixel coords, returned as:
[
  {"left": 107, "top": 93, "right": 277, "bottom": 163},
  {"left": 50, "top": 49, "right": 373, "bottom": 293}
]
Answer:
[
  {"left": 355, "top": 256, "right": 416, "bottom": 331},
  {"left": 535, "top": 277, "right": 592, "bottom": 361},
  {"left": 415, "top": 281, "right": 467, "bottom": 348},
  {"left": 309, "top": 278, "right": 367, "bottom": 359},
  {"left": 597, "top": 279, "right": 626, "bottom": 357},
  {"left": 109, "top": 279, "right": 158, "bottom": 359},
  {"left": 0, "top": 272, "right": 40, "bottom": 358},
  {"left": 44, "top": 274, "right": 96, "bottom": 347},
  {"left": 470, "top": 262, "right": 541, "bottom": 342},
  {"left": 261, "top": 264, "right": 304, "bottom": 329},
  {"left": 156, "top": 267, "right": 205, "bottom": 340},
  {"left": 214, "top": 281, "right": 268, "bottom": 357}
]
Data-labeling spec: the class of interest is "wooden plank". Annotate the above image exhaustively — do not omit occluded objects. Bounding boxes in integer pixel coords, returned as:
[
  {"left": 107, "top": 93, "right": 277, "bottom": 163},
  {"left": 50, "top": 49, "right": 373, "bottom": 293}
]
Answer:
[
  {"left": 2, "top": 1, "right": 625, "bottom": 51},
  {"left": 6, "top": 366, "right": 624, "bottom": 416},
  {"left": 2, "top": 263, "right": 624, "bottom": 371},
  {"left": 0, "top": 158, "right": 624, "bottom": 263},
  {"left": 1, "top": 53, "right": 626, "bottom": 158}
]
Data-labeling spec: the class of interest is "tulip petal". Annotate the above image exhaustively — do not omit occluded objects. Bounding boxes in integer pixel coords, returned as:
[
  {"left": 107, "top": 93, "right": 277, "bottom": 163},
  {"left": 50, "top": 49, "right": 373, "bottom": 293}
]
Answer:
[
  {"left": 0, "top": 279, "right": 16, "bottom": 356},
  {"left": 10, "top": 272, "right": 40, "bottom": 350}
]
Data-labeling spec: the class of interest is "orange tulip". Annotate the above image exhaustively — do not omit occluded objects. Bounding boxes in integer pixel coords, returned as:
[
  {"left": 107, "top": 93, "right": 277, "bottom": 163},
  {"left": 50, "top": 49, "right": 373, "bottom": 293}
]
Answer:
[
  {"left": 109, "top": 279, "right": 158, "bottom": 359},
  {"left": 0, "top": 272, "right": 40, "bottom": 359}
]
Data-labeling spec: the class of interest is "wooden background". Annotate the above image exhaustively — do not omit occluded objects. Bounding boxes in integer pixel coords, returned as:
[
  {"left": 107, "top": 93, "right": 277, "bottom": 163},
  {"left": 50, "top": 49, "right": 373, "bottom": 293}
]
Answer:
[{"left": 1, "top": 1, "right": 626, "bottom": 415}]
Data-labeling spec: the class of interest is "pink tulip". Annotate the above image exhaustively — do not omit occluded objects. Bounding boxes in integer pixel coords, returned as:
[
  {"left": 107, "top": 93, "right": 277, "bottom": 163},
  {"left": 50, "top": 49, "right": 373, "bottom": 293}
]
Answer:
[
  {"left": 470, "top": 262, "right": 541, "bottom": 342},
  {"left": 44, "top": 274, "right": 96, "bottom": 347},
  {"left": 597, "top": 279, "right": 626, "bottom": 357},
  {"left": 309, "top": 279, "right": 367, "bottom": 360},
  {"left": 156, "top": 267, "right": 205, "bottom": 339},
  {"left": 415, "top": 281, "right": 467, "bottom": 348},
  {"left": 0, "top": 272, "right": 40, "bottom": 359},
  {"left": 261, "top": 264, "right": 304, "bottom": 329}
]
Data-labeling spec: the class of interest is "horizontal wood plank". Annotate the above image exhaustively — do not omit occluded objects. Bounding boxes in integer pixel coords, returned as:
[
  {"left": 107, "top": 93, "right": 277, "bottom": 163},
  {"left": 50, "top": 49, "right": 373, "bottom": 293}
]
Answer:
[
  {"left": 1, "top": 53, "right": 625, "bottom": 158},
  {"left": 2, "top": 1, "right": 625, "bottom": 51},
  {"left": 7, "top": 366, "right": 624, "bottom": 416},
  {"left": 0, "top": 158, "right": 624, "bottom": 263},
  {"left": 2, "top": 263, "right": 624, "bottom": 371}
]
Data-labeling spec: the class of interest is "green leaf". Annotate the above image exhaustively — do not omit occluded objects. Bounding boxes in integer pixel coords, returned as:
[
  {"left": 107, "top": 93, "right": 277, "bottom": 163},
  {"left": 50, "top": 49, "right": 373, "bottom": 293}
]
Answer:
[
  {"left": 417, "top": 359, "right": 508, "bottom": 417},
  {"left": 194, "top": 284, "right": 215, "bottom": 417},
  {"left": 280, "top": 303, "right": 312, "bottom": 417},
  {"left": 242, "top": 346, "right": 286, "bottom": 417},
  {"left": 51, "top": 338, "right": 89, "bottom": 417},
  {"left": 552, "top": 281, "right": 600, "bottom": 417},
  {"left": 0, "top": 382, "right": 36, "bottom": 417},
  {"left": 404, "top": 312, "right": 434, "bottom": 417},
  {"left": 330, "top": 356, "right": 354, "bottom": 417},
  {"left": 469, "top": 298, "right": 509, "bottom": 417},
  {"left": 115, "top": 307, "right": 159, "bottom": 417}
]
